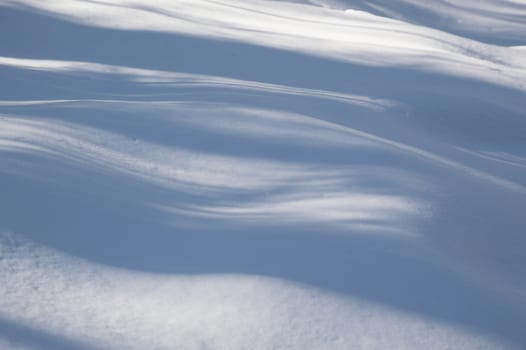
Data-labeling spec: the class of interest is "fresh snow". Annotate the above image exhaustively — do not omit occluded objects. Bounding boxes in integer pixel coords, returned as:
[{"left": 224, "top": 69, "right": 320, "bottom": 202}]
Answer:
[{"left": 0, "top": 0, "right": 525, "bottom": 349}]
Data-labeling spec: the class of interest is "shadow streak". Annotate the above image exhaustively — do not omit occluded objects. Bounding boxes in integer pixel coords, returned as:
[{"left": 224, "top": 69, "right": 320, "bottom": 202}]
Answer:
[
  {"left": 0, "top": 150, "right": 525, "bottom": 345},
  {"left": 1, "top": 3, "right": 526, "bottom": 347},
  {"left": 0, "top": 316, "right": 99, "bottom": 350}
]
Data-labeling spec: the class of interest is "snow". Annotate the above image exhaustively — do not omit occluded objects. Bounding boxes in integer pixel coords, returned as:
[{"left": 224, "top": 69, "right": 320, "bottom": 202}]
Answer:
[
  {"left": 289, "top": 0, "right": 526, "bottom": 45},
  {"left": 1, "top": 0, "right": 526, "bottom": 349}
]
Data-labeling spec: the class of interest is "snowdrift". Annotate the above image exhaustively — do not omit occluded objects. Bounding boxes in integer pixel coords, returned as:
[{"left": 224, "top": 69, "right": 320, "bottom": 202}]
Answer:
[{"left": 1, "top": 0, "right": 525, "bottom": 349}]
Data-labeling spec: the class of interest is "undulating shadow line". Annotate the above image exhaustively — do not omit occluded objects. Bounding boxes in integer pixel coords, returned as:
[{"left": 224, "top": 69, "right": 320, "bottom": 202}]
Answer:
[
  {"left": 0, "top": 101, "right": 411, "bottom": 169},
  {"left": 1, "top": 3, "right": 526, "bottom": 347},
  {"left": 0, "top": 316, "right": 100, "bottom": 350},
  {"left": 2, "top": 4, "right": 525, "bottom": 150},
  {"left": 296, "top": 0, "right": 526, "bottom": 45},
  {"left": 1, "top": 150, "right": 526, "bottom": 345},
  {"left": 1, "top": 5, "right": 525, "bottom": 105},
  {"left": 2, "top": 4, "right": 525, "bottom": 152},
  {"left": 84, "top": 0, "right": 526, "bottom": 49}
]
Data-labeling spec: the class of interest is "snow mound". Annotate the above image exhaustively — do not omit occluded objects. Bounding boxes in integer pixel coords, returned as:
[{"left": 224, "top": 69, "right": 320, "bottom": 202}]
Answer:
[
  {"left": 1, "top": 0, "right": 526, "bottom": 349},
  {"left": 0, "top": 232, "right": 515, "bottom": 350}
]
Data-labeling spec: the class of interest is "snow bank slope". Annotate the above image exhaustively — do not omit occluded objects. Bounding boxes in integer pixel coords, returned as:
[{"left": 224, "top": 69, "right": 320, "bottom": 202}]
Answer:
[
  {"left": 0, "top": 0, "right": 525, "bottom": 349},
  {"left": 280, "top": 0, "right": 526, "bottom": 45}
]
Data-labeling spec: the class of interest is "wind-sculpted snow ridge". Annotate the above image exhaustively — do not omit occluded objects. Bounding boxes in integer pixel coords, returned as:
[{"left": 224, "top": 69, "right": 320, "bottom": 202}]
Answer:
[
  {"left": 3, "top": 0, "right": 526, "bottom": 85},
  {"left": 278, "top": 0, "right": 526, "bottom": 45},
  {"left": 1, "top": 0, "right": 526, "bottom": 349}
]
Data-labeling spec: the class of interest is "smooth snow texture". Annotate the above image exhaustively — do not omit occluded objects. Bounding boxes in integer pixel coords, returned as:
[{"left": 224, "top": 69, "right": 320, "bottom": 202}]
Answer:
[
  {"left": 1, "top": 0, "right": 526, "bottom": 349},
  {"left": 0, "top": 232, "right": 514, "bottom": 350}
]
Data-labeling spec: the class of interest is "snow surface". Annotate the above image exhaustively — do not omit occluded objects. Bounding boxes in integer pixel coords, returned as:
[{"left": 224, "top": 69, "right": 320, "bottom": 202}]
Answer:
[{"left": 0, "top": 0, "right": 526, "bottom": 349}]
